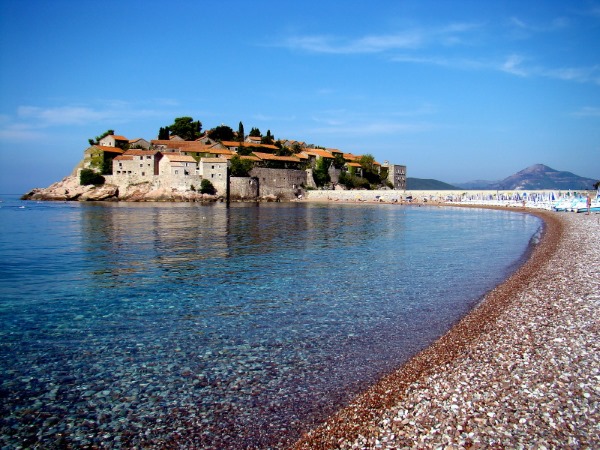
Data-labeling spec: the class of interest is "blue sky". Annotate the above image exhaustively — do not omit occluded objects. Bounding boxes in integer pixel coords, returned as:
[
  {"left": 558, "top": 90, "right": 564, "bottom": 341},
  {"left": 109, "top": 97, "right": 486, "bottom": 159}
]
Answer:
[{"left": 1, "top": 0, "right": 599, "bottom": 193}]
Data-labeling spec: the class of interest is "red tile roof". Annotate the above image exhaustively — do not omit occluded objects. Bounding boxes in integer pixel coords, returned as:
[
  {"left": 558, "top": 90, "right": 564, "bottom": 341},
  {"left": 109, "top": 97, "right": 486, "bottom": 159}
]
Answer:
[
  {"left": 221, "top": 141, "right": 279, "bottom": 151},
  {"left": 163, "top": 154, "right": 197, "bottom": 163},
  {"left": 252, "top": 152, "right": 301, "bottom": 163},
  {"left": 304, "top": 149, "right": 334, "bottom": 158},
  {"left": 94, "top": 145, "right": 124, "bottom": 154},
  {"left": 123, "top": 149, "right": 160, "bottom": 156}
]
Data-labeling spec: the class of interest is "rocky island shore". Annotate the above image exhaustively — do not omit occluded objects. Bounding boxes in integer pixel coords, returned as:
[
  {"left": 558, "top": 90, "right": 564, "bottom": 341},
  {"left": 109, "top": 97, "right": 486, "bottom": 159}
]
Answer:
[
  {"left": 21, "top": 176, "right": 223, "bottom": 202},
  {"left": 295, "top": 210, "right": 599, "bottom": 449}
]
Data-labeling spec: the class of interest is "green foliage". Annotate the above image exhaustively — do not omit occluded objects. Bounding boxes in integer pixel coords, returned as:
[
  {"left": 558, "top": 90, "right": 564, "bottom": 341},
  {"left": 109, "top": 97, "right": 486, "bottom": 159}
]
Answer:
[
  {"left": 200, "top": 179, "right": 216, "bottom": 195},
  {"left": 275, "top": 146, "right": 292, "bottom": 157},
  {"left": 339, "top": 171, "right": 370, "bottom": 189},
  {"left": 164, "top": 117, "right": 202, "bottom": 141},
  {"left": 261, "top": 129, "right": 274, "bottom": 145},
  {"left": 230, "top": 154, "right": 255, "bottom": 176},
  {"left": 249, "top": 127, "right": 261, "bottom": 137},
  {"left": 359, "top": 153, "right": 384, "bottom": 185},
  {"left": 238, "top": 121, "right": 245, "bottom": 142},
  {"left": 158, "top": 126, "right": 170, "bottom": 140},
  {"left": 312, "top": 157, "right": 330, "bottom": 187},
  {"left": 208, "top": 125, "right": 235, "bottom": 141},
  {"left": 333, "top": 153, "right": 346, "bottom": 169},
  {"left": 80, "top": 169, "right": 105, "bottom": 186}
]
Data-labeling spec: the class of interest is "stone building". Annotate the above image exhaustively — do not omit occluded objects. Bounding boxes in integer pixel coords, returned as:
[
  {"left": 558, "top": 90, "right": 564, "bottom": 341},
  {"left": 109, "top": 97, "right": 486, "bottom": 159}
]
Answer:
[
  {"left": 382, "top": 161, "right": 407, "bottom": 190},
  {"left": 199, "top": 158, "right": 229, "bottom": 193},
  {"left": 98, "top": 134, "right": 129, "bottom": 148},
  {"left": 113, "top": 150, "right": 162, "bottom": 182}
]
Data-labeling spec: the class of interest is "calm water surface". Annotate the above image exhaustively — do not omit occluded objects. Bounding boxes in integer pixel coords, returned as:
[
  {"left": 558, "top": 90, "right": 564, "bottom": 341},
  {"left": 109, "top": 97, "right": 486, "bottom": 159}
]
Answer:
[{"left": 0, "top": 197, "right": 541, "bottom": 448}]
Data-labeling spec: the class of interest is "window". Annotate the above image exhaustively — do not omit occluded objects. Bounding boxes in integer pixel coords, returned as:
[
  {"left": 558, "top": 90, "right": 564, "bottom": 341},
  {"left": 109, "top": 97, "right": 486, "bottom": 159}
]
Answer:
[
  {"left": 147, "top": 155, "right": 151, "bottom": 159},
  {"left": 175, "top": 170, "right": 179, "bottom": 175},
  {"left": 140, "top": 164, "right": 143, "bottom": 167},
  {"left": 142, "top": 172, "right": 145, "bottom": 176},
  {"left": 211, "top": 174, "right": 215, "bottom": 178}
]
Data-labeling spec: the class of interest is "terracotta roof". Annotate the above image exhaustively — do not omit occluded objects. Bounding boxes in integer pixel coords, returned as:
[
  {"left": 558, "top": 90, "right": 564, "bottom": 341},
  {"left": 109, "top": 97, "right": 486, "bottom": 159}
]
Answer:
[
  {"left": 305, "top": 149, "right": 334, "bottom": 158},
  {"left": 343, "top": 153, "right": 360, "bottom": 161},
  {"left": 163, "top": 154, "right": 197, "bottom": 163},
  {"left": 151, "top": 140, "right": 231, "bottom": 154},
  {"left": 252, "top": 152, "right": 301, "bottom": 163},
  {"left": 221, "top": 141, "right": 279, "bottom": 151},
  {"left": 123, "top": 149, "right": 160, "bottom": 156},
  {"left": 111, "top": 135, "right": 128, "bottom": 141},
  {"left": 327, "top": 148, "right": 343, "bottom": 154},
  {"left": 129, "top": 138, "right": 146, "bottom": 143},
  {"left": 94, "top": 145, "right": 124, "bottom": 154},
  {"left": 347, "top": 162, "right": 362, "bottom": 168},
  {"left": 294, "top": 153, "right": 309, "bottom": 160},
  {"left": 114, "top": 155, "right": 134, "bottom": 161},
  {"left": 200, "top": 157, "right": 229, "bottom": 163},
  {"left": 222, "top": 154, "right": 260, "bottom": 161}
]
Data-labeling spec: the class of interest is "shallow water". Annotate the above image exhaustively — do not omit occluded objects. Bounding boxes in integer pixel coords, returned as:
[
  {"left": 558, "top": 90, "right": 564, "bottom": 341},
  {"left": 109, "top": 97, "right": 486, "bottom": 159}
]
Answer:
[{"left": 0, "top": 198, "right": 541, "bottom": 448}]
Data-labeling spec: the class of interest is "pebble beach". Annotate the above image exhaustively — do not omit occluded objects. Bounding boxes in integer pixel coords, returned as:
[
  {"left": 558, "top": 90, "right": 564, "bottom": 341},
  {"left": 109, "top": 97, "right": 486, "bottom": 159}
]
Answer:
[{"left": 294, "top": 210, "right": 599, "bottom": 449}]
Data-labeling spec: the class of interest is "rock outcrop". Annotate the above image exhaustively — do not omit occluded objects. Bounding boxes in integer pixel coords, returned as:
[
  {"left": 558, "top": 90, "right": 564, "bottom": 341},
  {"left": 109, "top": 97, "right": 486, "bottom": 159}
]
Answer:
[{"left": 21, "top": 176, "right": 222, "bottom": 202}]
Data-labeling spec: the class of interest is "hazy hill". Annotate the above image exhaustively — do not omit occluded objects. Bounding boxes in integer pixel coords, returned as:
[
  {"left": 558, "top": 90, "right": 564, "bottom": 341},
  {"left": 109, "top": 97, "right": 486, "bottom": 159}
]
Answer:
[
  {"left": 406, "top": 177, "right": 458, "bottom": 190},
  {"left": 456, "top": 164, "right": 597, "bottom": 190}
]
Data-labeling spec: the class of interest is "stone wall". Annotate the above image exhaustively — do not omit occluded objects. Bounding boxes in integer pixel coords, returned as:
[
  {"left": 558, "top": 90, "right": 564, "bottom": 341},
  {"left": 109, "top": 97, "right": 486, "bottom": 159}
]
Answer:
[
  {"left": 230, "top": 177, "right": 259, "bottom": 200},
  {"left": 250, "top": 167, "right": 306, "bottom": 200}
]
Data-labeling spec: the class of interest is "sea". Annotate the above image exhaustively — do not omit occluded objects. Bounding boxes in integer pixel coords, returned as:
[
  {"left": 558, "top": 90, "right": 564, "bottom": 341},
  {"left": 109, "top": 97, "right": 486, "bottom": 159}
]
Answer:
[{"left": 0, "top": 196, "right": 542, "bottom": 449}]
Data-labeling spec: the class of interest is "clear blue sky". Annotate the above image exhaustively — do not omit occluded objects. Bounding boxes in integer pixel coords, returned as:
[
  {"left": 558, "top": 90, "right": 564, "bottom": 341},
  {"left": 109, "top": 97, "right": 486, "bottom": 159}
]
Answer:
[{"left": 1, "top": 0, "right": 599, "bottom": 193}]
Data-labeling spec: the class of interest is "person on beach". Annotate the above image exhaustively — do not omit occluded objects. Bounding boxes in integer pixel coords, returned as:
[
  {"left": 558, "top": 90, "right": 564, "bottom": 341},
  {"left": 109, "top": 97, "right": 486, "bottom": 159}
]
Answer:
[{"left": 586, "top": 194, "right": 592, "bottom": 214}]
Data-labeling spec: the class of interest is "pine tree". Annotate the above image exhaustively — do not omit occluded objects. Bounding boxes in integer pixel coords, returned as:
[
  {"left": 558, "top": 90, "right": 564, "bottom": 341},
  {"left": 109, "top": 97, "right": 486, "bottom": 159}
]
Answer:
[{"left": 238, "top": 121, "right": 245, "bottom": 142}]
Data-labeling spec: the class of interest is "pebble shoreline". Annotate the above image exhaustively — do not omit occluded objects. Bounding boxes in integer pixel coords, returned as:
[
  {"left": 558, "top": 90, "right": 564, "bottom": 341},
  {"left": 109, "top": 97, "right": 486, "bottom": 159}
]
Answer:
[{"left": 294, "top": 210, "right": 599, "bottom": 449}]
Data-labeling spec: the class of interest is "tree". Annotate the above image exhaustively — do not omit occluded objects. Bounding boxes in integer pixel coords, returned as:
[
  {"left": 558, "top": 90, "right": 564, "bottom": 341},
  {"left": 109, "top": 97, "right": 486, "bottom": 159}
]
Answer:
[
  {"left": 230, "top": 154, "right": 255, "bottom": 177},
  {"left": 359, "top": 153, "right": 382, "bottom": 185},
  {"left": 333, "top": 153, "right": 346, "bottom": 169},
  {"left": 200, "top": 179, "right": 216, "bottom": 195},
  {"left": 207, "top": 125, "right": 235, "bottom": 141},
  {"left": 164, "top": 117, "right": 202, "bottom": 141},
  {"left": 158, "top": 126, "right": 170, "bottom": 140},
  {"left": 312, "top": 157, "right": 330, "bottom": 187},
  {"left": 80, "top": 169, "right": 105, "bottom": 186},
  {"left": 238, "top": 121, "right": 245, "bottom": 142},
  {"left": 249, "top": 127, "right": 261, "bottom": 137},
  {"left": 261, "top": 129, "right": 274, "bottom": 145}
]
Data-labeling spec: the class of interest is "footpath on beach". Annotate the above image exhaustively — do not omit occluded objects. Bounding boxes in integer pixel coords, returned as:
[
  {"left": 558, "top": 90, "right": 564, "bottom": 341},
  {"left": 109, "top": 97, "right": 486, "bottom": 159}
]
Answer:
[{"left": 294, "top": 210, "right": 599, "bottom": 449}]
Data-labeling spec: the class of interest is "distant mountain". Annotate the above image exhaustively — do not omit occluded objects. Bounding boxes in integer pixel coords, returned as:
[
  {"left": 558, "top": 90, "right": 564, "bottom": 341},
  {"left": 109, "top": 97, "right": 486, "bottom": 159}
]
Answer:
[
  {"left": 406, "top": 177, "right": 458, "bottom": 190},
  {"left": 456, "top": 164, "right": 597, "bottom": 190}
]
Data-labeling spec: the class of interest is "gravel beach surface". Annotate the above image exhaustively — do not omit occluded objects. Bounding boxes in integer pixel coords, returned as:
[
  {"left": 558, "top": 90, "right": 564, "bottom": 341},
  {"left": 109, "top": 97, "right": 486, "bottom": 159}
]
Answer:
[{"left": 295, "top": 211, "right": 599, "bottom": 449}]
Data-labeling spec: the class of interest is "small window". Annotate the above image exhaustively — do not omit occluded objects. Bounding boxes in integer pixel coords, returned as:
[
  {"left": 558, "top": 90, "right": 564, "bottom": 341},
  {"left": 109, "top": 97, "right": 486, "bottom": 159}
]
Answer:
[
  {"left": 211, "top": 174, "right": 215, "bottom": 178},
  {"left": 142, "top": 172, "right": 145, "bottom": 176},
  {"left": 175, "top": 170, "right": 179, "bottom": 175},
  {"left": 147, "top": 155, "right": 151, "bottom": 159},
  {"left": 140, "top": 164, "right": 143, "bottom": 167}
]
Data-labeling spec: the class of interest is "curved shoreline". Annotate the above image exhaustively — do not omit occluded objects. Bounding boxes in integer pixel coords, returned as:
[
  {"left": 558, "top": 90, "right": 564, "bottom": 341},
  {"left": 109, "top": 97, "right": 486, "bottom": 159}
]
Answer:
[{"left": 294, "top": 209, "right": 599, "bottom": 448}]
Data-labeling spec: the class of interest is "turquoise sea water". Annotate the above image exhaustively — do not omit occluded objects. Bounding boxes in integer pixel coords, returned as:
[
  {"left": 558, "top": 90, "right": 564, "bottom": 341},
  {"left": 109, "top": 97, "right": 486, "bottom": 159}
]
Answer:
[{"left": 0, "top": 197, "right": 542, "bottom": 448}]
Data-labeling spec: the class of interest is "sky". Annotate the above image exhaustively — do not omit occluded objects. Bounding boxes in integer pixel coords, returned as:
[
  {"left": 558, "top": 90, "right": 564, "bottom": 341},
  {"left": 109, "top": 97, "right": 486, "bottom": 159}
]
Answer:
[{"left": 1, "top": 0, "right": 599, "bottom": 193}]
